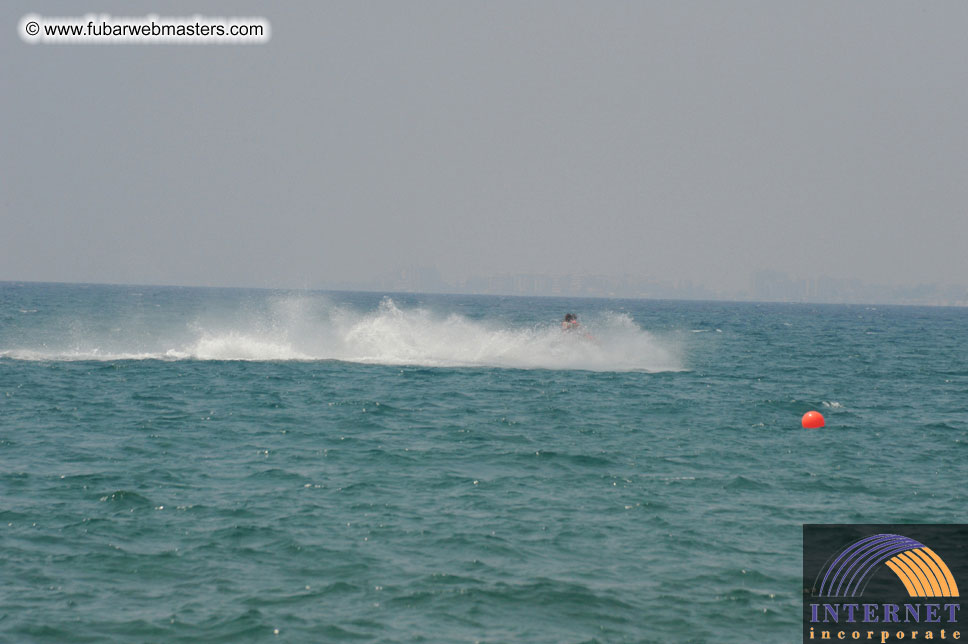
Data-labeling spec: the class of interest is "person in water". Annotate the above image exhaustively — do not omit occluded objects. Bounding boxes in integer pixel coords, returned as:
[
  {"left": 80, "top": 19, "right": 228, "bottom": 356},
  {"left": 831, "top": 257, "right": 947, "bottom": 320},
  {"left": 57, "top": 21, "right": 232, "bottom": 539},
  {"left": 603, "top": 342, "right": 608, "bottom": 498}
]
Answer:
[
  {"left": 561, "top": 313, "right": 581, "bottom": 331},
  {"left": 562, "top": 313, "right": 597, "bottom": 342}
]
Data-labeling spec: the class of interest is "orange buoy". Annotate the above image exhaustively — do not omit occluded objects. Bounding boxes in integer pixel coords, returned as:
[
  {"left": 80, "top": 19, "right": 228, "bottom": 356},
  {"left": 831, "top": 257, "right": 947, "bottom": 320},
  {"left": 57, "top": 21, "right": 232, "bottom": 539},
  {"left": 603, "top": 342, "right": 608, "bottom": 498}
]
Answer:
[{"left": 802, "top": 410, "right": 825, "bottom": 428}]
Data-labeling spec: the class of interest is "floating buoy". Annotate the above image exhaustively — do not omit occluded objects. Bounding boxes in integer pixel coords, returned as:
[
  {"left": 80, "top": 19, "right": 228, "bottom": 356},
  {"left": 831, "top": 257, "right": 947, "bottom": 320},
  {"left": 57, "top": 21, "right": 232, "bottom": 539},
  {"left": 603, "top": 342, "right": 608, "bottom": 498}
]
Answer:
[{"left": 802, "top": 410, "right": 825, "bottom": 428}]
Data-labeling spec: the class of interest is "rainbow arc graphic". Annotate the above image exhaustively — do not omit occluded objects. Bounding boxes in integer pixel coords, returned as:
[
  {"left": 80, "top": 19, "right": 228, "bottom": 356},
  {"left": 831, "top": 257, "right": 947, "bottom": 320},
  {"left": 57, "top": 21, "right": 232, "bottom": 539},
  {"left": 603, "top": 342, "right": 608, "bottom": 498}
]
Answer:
[{"left": 817, "top": 534, "right": 959, "bottom": 598}]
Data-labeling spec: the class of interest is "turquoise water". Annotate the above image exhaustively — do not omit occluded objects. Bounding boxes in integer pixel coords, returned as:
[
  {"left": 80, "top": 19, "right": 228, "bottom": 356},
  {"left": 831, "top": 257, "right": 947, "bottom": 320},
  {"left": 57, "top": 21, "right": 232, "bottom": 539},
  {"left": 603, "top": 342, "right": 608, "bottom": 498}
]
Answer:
[{"left": 2, "top": 282, "right": 966, "bottom": 643}]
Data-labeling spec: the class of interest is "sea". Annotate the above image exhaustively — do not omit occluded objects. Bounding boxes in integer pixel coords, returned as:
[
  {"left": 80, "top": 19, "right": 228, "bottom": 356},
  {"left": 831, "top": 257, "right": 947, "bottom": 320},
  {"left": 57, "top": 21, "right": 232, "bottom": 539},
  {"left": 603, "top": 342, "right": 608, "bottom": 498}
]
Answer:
[{"left": 1, "top": 282, "right": 965, "bottom": 643}]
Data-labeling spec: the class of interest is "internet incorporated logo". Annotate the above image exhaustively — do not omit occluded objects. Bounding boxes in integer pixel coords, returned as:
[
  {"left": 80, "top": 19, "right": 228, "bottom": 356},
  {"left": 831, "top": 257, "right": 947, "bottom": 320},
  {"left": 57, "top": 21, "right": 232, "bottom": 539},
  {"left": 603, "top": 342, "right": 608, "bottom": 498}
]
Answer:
[{"left": 803, "top": 525, "right": 965, "bottom": 643}]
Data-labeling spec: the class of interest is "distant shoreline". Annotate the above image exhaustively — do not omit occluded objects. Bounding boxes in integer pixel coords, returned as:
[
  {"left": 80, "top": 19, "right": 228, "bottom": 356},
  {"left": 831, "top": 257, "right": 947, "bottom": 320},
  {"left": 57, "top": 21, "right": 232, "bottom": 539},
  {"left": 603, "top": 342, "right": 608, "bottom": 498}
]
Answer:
[{"left": 2, "top": 279, "right": 966, "bottom": 309}]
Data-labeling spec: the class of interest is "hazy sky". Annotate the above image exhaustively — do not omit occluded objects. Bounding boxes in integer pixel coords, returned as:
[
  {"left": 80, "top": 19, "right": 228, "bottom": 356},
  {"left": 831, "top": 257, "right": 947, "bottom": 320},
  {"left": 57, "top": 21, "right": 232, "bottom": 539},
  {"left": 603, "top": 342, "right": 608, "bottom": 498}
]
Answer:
[{"left": 3, "top": 1, "right": 966, "bottom": 292}]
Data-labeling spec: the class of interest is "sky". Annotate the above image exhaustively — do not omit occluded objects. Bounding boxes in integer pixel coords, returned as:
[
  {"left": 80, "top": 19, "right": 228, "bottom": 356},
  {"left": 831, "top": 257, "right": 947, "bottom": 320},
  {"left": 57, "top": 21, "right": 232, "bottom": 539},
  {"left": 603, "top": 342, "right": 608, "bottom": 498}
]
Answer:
[{"left": 2, "top": 1, "right": 966, "bottom": 294}]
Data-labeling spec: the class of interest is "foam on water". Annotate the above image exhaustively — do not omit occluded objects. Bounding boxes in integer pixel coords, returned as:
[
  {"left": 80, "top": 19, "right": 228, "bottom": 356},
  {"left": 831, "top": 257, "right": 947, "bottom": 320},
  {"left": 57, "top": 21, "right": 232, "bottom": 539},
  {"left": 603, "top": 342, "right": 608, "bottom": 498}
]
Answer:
[
  {"left": 169, "top": 332, "right": 312, "bottom": 362},
  {"left": 0, "top": 296, "right": 682, "bottom": 372}
]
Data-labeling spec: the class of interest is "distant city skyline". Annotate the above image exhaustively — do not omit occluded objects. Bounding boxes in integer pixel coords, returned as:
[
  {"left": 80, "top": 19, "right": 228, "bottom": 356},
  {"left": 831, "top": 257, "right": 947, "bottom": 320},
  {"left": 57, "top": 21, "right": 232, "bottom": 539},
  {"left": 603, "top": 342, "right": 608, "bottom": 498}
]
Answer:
[
  {"left": 5, "top": 268, "right": 966, "bottom": 307},
  {"left": 318, "top": 266, "right": 968, "bottom": 307}
]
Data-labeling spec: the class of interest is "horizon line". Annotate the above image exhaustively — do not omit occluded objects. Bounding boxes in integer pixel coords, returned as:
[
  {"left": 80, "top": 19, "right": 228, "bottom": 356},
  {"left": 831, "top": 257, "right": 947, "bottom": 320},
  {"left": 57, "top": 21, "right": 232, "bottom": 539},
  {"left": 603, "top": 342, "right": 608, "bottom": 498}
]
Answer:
[{"left": 1, "top": 278, "right": 965, "bottom": 309}]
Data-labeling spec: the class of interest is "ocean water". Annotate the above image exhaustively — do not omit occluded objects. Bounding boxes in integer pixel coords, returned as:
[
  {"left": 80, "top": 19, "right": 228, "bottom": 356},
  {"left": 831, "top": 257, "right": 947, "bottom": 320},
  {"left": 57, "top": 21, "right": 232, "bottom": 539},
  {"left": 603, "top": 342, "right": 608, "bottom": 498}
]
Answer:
[{"left": 1, "top": 282, "right": 965, "bottom": 643}]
